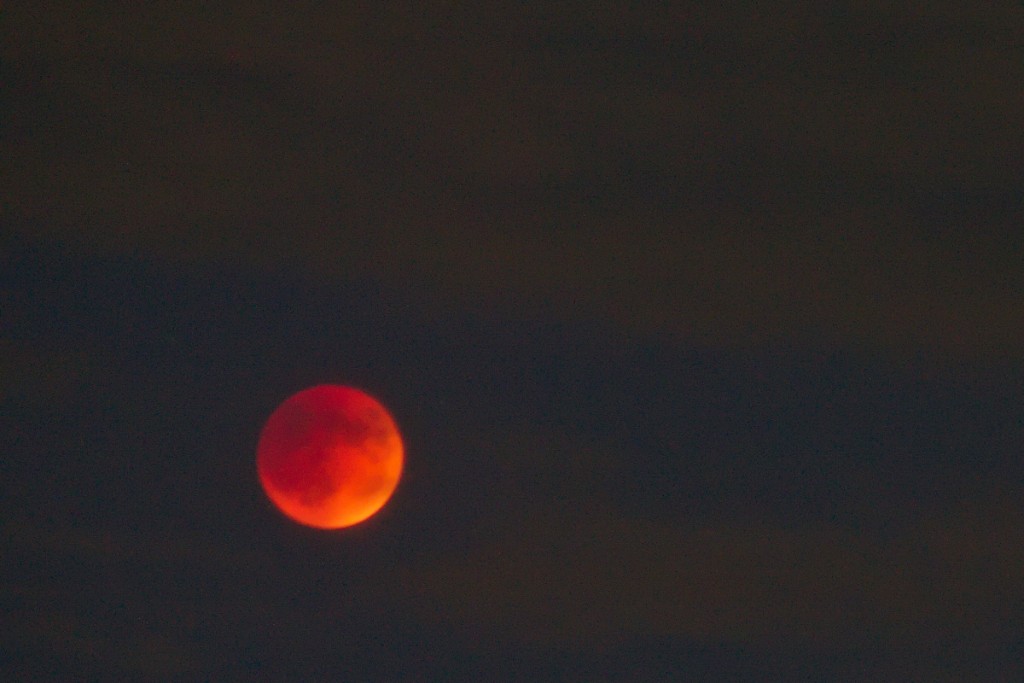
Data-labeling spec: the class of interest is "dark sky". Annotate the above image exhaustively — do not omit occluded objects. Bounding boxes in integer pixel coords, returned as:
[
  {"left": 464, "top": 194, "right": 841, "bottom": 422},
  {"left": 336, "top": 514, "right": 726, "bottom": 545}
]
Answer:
[{"left": 4, "top": 2, "right": 1024, "bottom": 679}]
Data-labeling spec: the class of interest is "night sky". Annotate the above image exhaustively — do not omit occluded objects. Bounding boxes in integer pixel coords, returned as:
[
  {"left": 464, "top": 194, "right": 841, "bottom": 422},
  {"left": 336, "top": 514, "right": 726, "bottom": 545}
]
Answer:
[{"left": 4, "top": 2, "right": 1024, "bottom": 680}]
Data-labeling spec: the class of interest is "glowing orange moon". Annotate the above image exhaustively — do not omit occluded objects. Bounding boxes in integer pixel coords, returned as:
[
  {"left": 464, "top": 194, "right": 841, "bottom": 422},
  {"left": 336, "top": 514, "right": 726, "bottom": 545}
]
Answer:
[{"left": 256, "top": 385, "right": 403, "bottom": 529}]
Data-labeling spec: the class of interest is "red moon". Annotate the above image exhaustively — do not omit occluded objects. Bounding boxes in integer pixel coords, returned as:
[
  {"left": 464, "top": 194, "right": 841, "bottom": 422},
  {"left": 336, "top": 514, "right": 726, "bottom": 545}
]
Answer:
[{"left": 256, "top": 385, "right": 404, "bottom": 529}]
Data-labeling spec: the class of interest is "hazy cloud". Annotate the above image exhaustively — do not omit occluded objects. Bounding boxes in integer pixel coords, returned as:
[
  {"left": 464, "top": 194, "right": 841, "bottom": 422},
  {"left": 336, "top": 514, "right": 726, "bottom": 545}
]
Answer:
[
  {"left": 4, "top": 2, "right": 1023, "bottom": 350},
  {"left": 401, "top": 498, "right": 1024, "bottom": 647}
]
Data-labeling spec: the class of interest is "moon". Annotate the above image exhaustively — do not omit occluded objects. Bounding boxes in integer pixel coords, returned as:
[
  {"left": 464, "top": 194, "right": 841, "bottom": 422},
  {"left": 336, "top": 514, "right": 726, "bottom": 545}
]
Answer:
[{"left": 256, "top": 385, "right": 404, "bottom": 529}]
